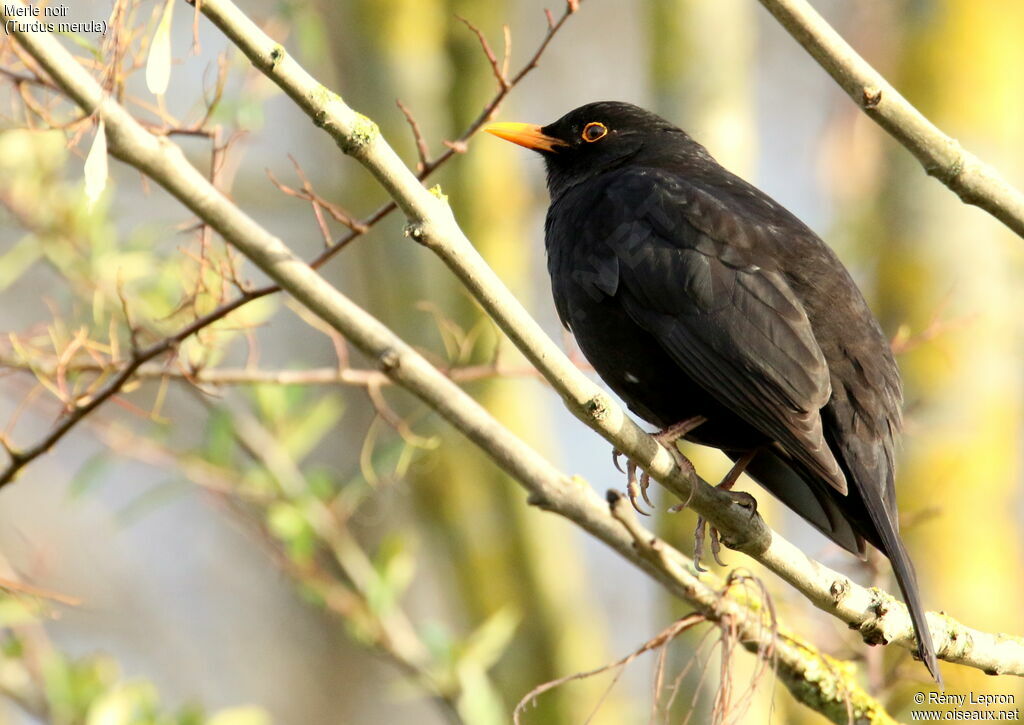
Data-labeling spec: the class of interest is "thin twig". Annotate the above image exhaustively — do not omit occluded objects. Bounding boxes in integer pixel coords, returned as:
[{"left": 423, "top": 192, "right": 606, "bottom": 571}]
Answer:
[
  {"left": 415, "top": 0, "right": 582, "bottom": 175},
  {"left": 513, "top": 613, "right": 707, "bottom": 724},
  {"left": 456, "top": 15, "right": 510, "bottom": 90},
  {"left": 396, "top": 98, "right": 430, "bottom": 173}
]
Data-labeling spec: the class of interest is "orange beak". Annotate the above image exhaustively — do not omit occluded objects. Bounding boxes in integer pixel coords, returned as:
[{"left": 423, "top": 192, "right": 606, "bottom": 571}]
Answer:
[{"left": 484, "top": 122, "right": 567, "bottom": 152}]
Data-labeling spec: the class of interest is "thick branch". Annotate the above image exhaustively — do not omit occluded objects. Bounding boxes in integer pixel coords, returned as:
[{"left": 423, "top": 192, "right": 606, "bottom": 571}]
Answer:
[
  {"left": 757, "top": 0, "right": 1024, "bottom": 239},
  {"left": 187, "top": 0, "right": 1024, "bottom": 678}
]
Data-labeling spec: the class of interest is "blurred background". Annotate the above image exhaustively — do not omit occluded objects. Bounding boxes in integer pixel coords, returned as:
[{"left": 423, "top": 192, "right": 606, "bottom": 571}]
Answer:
[{"left": 1, "top": 0, "right": 1022, "bottom": 722}]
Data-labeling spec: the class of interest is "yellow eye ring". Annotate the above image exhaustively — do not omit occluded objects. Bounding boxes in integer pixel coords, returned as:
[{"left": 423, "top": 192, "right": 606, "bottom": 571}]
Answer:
[{"left": 581, "top": 122, "right": 608, "bottom": 143}]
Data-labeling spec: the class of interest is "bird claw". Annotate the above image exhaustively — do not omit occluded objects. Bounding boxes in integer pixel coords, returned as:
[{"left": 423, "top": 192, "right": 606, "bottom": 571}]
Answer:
[
  {"left": 622, "top": 458, "right": 657, "bottom": 515},
  {"left": 667, "top": 471, "right": 699, "bottom": 514},
  {"left": 693, "top": 517, "right": 728, "bottom": 572},
  {"left": 692, "top": 516, "right": 727, "bottom": 572},
  {"left": 728, "top": 490, "right": 759, "bottom": 518},
  {"left": 639, "top": 471, "right": 654, "bottom": 508},
  {"left": 612, "top": 448, "right": 625, "bottom": 474},
  {"left": 624, "top": 460, "right": 651, "bottom": 516}
]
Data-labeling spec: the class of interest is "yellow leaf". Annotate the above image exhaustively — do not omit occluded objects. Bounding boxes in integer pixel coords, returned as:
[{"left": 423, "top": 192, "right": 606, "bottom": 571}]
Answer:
[
  {"left": 83, "top": 120, "right": 107, "bottom": 209},
  {"left": 86, "top": 682, "right": 157, "bottom": 725},
  {"left": 146, "top": 0, "right": 174, "bottom": 96},
  {"left": 207, "top": 706, "right": 271, "bottom": 725}
]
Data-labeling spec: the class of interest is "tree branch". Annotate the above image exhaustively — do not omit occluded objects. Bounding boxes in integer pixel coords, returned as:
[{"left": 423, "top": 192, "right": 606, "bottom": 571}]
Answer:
[
  {"left": 0, "top": 354, "right": 553, "bottom": 389},
  {"left": 757, "top": 0, "right": 1024, "bottom": 239}
]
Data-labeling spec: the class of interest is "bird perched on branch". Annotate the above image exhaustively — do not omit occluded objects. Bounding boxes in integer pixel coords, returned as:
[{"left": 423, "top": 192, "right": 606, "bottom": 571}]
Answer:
[{"left": 485, "top": 101, "right": 940, "bottom": 684}]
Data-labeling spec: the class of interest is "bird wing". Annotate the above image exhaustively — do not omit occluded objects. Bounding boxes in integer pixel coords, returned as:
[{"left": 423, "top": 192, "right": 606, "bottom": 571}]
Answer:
[{"left": 580, "top": 167, "right": 847, "bottom": 494}]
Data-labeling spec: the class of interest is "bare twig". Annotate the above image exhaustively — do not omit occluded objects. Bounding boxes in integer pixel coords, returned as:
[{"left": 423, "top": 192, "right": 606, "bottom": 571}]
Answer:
[
  {"left": 416, "top": 0, "right": 581, "bottom": 175},
  {"left": 98, "top": 414, "right": 463, "bottom": 724},
  {"left": 0, "top": 575, "right": 81, "bottom": 607},
  {"left": 395, "top": 98, "right": 430, "bottom": 173},
  {"left": 456, "top": 16, "right": 510, "bottom": 90},
  {"left": 512, "top": 612, "right": 708, "bottom": 724},
  {"left": 0, "top": 353, "right": 562, "bottom": 389},
  {"left": 285, "top": 155, "right": 367, "bottom": 232}
]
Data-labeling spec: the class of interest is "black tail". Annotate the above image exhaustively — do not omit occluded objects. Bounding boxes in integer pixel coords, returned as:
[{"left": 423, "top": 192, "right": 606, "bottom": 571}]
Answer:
[
  {"left": 838, "top": 432, "right": 943, "bottom": 686},
  {"left": 868, "top": 503, "right": 943, "bottom": 687}
]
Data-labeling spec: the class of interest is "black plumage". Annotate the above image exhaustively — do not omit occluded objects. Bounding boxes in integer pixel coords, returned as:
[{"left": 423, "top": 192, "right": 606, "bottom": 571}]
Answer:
[{"left": 486, "top": 101, "right": 940, "bottom": 683}]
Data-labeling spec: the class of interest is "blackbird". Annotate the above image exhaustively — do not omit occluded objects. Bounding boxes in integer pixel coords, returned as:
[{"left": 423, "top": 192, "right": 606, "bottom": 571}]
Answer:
[{"left": 486, "top": 101, "right": 940, "bottom": 683}]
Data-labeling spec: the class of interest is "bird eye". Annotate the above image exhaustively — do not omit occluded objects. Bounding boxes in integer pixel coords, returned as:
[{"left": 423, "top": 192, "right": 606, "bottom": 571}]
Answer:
[{"left": 581, "top": 122, "right": 608, "bottom": 143}]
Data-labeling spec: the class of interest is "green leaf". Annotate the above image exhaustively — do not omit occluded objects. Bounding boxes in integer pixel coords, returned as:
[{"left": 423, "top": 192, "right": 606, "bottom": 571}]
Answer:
[
  {"left": 86, "top": 681, "right": 158, "bottom": 725},
  {"left": 68, "top": 452, "right": 111, "bottom": 500},
  {"left": 458, "top": 605, "right": 520, "bottom": 674},
  {"left": 455, "top": 668, "right": 506, "bottom": 725},
  {"left": 266, "top": 501, "right": 315, "bottom": 562},
  {"left": 0, "top": 128, "right": 66, "bottom": 176},
  {"left": 267, "top": 501, "right": 306, "bottom": 540},
  {"left": 420, "top": 619, "right": 456, "bottom": 664},
  {"left": 204, "top": 409, "right": 236, "bottom": 466},
  {"left": 0, "top": 596, "right": 40, "bottom": 627},
  {"left": 451, "top": 609, "right": 520, "bottom": 725},
  {"left": 366, "top": 534, "right": 415, "bottom": 616},
  {"left": 380, "top": 536, "right": 415, "bottom": 599},
  {"left": 86, "top": 686, "right": 134, "bottom": 725},
  {"left": 279, "top": 395, "right": 343, "bottom": 463},
  {"left": 304, "top": 468, "right": 337, "bottom": 500},
  {"left": 251, "top": 383, "right": 292, "bottom": 426},
  {"left": 0, "top": 236, "right": 42, "bottom": 291}
]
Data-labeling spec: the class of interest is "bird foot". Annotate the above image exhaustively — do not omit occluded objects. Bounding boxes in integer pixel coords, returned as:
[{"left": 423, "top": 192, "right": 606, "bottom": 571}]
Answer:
[
  {"left": 614, "top": 416, "right": 705, "bottom": 516},
  {"left": 692, "top": 489, "right": 758, "bottom": 572},
  {"left": 690, "top": 449, "right": 759, "bottom": 572}
]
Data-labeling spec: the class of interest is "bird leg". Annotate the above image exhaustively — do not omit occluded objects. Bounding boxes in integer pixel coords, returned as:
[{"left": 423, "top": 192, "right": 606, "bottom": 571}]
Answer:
[
  {"left": 692, "top": 448, "right": 759, "bottom": 572},
  {"left": 614, "top": 416, "right": 706, "bottom": 515}
]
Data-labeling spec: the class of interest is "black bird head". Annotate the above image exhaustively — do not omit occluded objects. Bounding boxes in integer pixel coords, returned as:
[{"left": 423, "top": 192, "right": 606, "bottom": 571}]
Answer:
[{"left": 485, "top": 101, "right": 712, "bottom": 198}]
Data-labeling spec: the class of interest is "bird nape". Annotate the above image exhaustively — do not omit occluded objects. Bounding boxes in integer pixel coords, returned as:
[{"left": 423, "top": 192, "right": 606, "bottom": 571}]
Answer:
[{"left": 485, "top": 101, "right": 941, "bottom": 685}]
